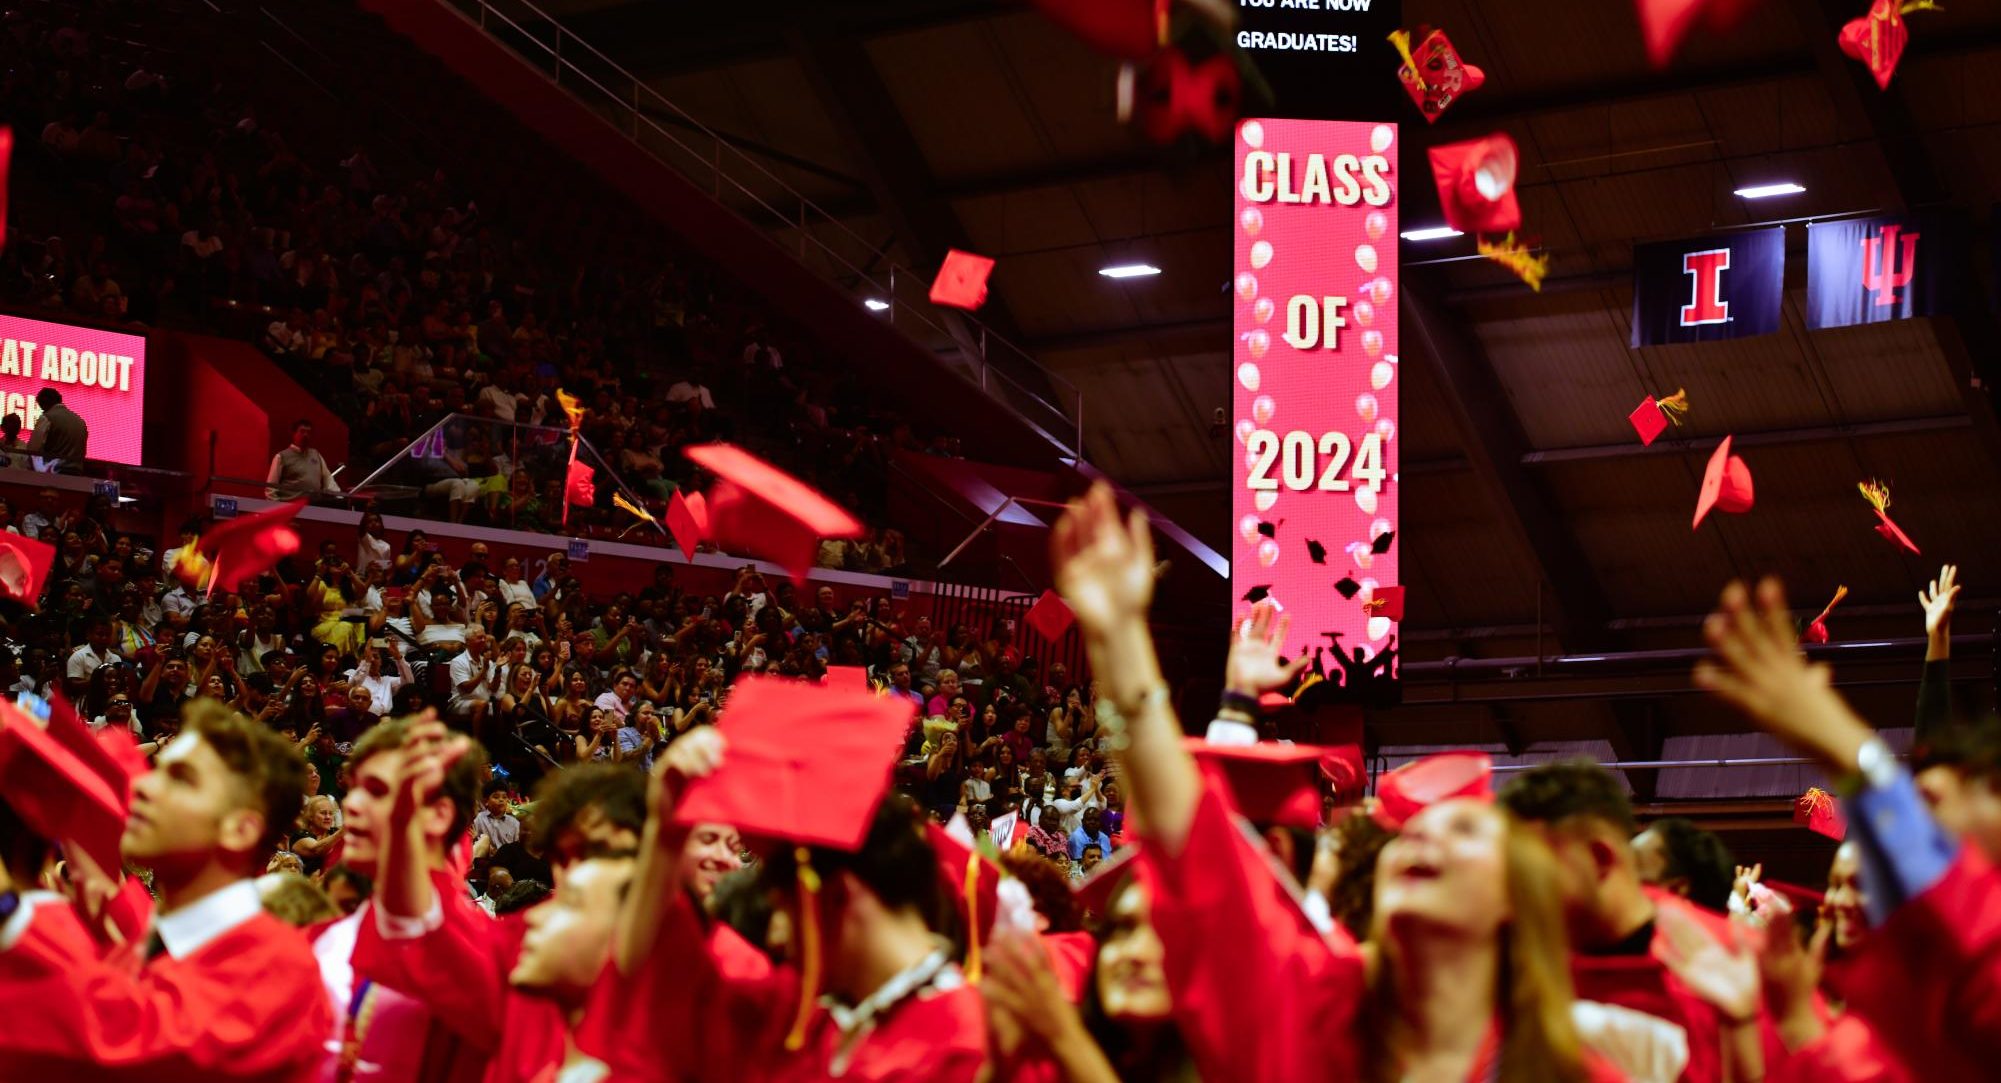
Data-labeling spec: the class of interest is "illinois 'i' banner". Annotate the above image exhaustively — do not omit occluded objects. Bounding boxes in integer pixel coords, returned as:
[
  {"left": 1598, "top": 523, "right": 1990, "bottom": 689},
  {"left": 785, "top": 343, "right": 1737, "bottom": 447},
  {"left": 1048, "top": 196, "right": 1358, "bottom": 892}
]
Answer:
[
  {"left": 1806, "top": 212, "right": 1965, "bottom": 329},
  {"left": 1630, "top": 227, "right": 1785, "bottom": 347}
]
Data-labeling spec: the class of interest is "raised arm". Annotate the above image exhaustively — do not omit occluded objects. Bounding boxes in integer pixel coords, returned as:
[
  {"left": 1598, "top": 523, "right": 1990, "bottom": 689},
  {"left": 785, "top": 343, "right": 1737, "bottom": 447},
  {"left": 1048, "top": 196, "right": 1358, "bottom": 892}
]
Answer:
[{"left": 1914, "top": 564, "right": 1959, "bottom": 741}]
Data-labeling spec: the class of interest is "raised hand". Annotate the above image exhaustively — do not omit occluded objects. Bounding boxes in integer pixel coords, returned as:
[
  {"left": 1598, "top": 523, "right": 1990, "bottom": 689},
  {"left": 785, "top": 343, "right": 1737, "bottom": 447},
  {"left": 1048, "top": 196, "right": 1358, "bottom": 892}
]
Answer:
[
  {"left": 1226, "top": 602, "right": 1309, "bottom": 697},
  {"left": 651, "top": 725, "right": 726, "bottom": 819},
  {"left": 1732, "top": 862, "right": 1763, "bottom": 904},
  {"left": 1658, "top": 903, "right": 1761, "bottom": 1024},
  {"left": 387, "top": 713, "right": 472, "bottom": 830},
  {"left": 1051, "top": 483, "right": 1155, "bottom": 636},
  {"left": 1692, "top": 578, "right": 1873, "bottom": 772},
  {"left": 1758, "top": 904, "right": 1831, "bottom": 1048},
  {"left": 1920, "top": 564, "right": 1960, "bottom": 659}
]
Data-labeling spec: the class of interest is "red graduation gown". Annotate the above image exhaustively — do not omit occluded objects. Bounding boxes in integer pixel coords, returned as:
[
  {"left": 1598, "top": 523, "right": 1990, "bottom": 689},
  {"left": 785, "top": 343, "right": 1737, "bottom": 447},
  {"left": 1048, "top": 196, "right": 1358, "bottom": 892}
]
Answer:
[
  {"left": 1768, "top": 1013, "right": 1911, "bottom": 1083},
  {"left": 1039, "top": 929, "right": 1095, "bottom": 1004},
  {"left": 351, "top": 873, "right": 569, "bottom": 1083},
  {"left": 0, "top": 898, "right": 330, "bottom": 1082},
  {"left": 1833, "top": 846, "right": 2001, "bottom": 1080},
  {"left": 613, "top": 894, "right": 987, "bottom": 1082},
  {"left": 1148, "top": 786, "right": 1625, "bottom": 1083},
  {"left": 577, "top": 919, "right": 776, "bottom": 1082}
]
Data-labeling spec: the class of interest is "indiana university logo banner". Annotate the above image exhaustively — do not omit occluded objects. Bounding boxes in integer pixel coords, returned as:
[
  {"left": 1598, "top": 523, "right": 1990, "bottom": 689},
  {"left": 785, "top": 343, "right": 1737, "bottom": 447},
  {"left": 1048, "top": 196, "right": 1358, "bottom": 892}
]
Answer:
[
  {"left": 1631, "top": 227, "right": 1785, "bottom": 346},
  {"left": 1806, "top": 212, "right": 1963, "bottom": 329}
]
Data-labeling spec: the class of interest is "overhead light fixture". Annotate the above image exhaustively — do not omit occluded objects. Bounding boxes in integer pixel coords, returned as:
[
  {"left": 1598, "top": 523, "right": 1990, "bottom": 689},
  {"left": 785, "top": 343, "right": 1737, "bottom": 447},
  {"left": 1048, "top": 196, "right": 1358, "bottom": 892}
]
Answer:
[
  {"left": 1734, "top": 182, "right": 1804, "bottom": 199},
  {"left": 1098, "top": 263, "right": 1162, "bottom": 279},
  {"left": 1399, "top": 225, "right": 1464, "bottom": 242},
  {"left": 863, "top": 298, "right": 890, "bottom": 312}
]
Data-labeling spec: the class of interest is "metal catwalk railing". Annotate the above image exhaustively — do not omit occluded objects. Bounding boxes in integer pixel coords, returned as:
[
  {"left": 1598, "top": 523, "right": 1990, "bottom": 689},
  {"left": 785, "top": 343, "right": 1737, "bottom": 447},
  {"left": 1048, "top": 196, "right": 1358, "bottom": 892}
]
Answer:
[{"left": 436, "top": 0, "right": 1086, "bottom": 457}]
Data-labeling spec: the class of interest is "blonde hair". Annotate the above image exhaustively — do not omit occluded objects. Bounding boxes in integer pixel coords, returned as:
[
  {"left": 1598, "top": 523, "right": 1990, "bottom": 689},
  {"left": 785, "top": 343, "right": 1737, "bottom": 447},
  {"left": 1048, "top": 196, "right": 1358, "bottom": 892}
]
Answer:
[{"left": 1365, "top": 810, "right": 1590, "bottom": 1083}]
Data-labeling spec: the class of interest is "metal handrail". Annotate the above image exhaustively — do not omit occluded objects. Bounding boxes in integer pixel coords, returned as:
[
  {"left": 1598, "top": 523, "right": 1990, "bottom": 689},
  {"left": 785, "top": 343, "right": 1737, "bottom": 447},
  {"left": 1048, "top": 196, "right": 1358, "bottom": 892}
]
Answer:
[{"left": 442, "top": 0, "right": 1086, "bottom": 456}]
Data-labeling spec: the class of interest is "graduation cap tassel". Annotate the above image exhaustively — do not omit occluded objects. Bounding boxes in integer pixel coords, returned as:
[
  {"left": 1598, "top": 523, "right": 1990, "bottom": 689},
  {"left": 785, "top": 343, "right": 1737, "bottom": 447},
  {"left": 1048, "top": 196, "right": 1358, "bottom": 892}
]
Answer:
[
  {"left": 1476, "top": 233, "right": 1550, "bottom": 291},
  {"left": 1656, "top": 388, "right": 1690, "bottom": 425},
  {"left": 1858, "top": 478, "right": 1893, "bottom": 516},
  {"left": 1387, "top": 29, "right": 1426, "bottom": 90},
  {"left": 785, "top": 848, "right": 823, "bottom": 1052},
  {"left": 960, "top": 854, "right": 983, "bottom": 983}
]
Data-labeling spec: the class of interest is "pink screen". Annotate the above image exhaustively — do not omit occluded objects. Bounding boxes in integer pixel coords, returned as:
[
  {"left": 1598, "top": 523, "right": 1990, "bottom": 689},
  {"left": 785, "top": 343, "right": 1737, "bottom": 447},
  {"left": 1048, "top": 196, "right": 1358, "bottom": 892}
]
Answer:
[
  {"left": 1232, "top": 118, "right": 1400, "bottom": 680},
  {"left": 0, "top": 314, "right": 147, "bottom": 465}
]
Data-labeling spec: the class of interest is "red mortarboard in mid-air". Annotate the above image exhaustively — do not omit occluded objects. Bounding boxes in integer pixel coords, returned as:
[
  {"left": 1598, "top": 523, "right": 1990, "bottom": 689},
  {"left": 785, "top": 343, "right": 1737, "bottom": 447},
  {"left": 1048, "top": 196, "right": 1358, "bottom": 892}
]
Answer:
[
  {"left": 1839, "top": 0, "right": 1941, "bottom": 90},
  {"left": 1692, "top": 436, "right": 1754, "bottom": 529},
  {"left": 671, "top": 674, "right": 914, "bottom": 852},
  {"left": 1188, "top": 738, "right": 1329, "bottom": 831},
  {"left": 1365, "top": 585, "right": 1406, "bottom": 623},
  {"left": 1428, "top": 134, "right": 1522, "bottom": 236},
  {"left": 1390, "top": 27, "right": 1486, "bottom": 123},
  {"left": 0, "top": 697, "right": 127, "bottom": 877},
  {"left": 822, "top": 665, "right": 871, "bottom": 693},
  {"left": 1372, "top": 751, "right": 1493, "bottom": 831},
  {"left": 929, "top": 248, "right": 996, "bottom": 311},
  {"left": 1800, "top": 585, "right": 1848, "bottom": 645},
  {"left": 1026, "top": 0, "right": 1163, "bottom": 59},
  {"left": 564, "top": 460, "right": 596, "bottom": 508},
  {"left": 191, "top": 498, "right": 306, "bottom": 593},
  {"left": 1795, "top": 787, "right": 1848, "bottom": 840},
  {"left": 1132, "top": 49, "right": 1242, "bottom": 145},
  {"left": 1627, "top": 389, "right": 1689, "bottom": 446},
  {"left": 1023, "top": 589, "right": 1075, "bottom": 643},
  {"left": 1636, "top": 0, "right": 1760, "bottom": 68},
  {"left": 683, "top": 443, "right": 864, "bottom": 585},
  {"left": 0, "top": 532, "right": 54, "bottom": 608},
  {"left": 1858, "top": 479, "right": 1920, "bottom": 554},
  {"left": 665, "top": 488, "right": 708, "bottom": 563}
]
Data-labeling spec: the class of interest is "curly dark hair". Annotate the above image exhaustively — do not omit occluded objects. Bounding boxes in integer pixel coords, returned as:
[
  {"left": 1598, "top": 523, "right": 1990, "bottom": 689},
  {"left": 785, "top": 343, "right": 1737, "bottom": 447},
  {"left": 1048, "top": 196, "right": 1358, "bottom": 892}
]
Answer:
[
  {"left": 528, "top": 762, "right": 647, "bottom": 845},
  {"left": 1912, "top": 724, "right": 2001, "bottom": 786},
  {"left": 1497, "top": 759, "right": 1639, "bottom": 838},
  {"left": 1638, "top": 817, "right": 1735, "bottom": 913},
  {"left": 1328, "top": 808, "right": 1394, "bottom": 937},
  {"left": 1001, "top": 849, "right": 1082, "bottom": 933}
]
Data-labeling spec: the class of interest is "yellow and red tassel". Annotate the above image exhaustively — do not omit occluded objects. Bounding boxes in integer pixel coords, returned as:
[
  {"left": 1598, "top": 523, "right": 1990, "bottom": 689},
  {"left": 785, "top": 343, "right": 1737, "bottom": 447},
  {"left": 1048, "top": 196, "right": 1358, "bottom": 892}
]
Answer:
[
  {"left": 961, "top": 854, "right": 983, "bottom": 983},
  {"left": 1858, "top": 479, "right": 1893, "bottom": 516},
  {"left": 1387, "top": 29, "right": 1426, "bottom": 90},
  {"left": 783, "top": 847, "right": 822, "bottom": 1052},
  {"left": 555, "top": 387, "right": 586, "bottom": 433},
  {"left": 1656, "top": 388, "right": 1690, "bottom": 426},
  {"left": 1477, "top": 233, "right": 1550, "bottom": 291}
]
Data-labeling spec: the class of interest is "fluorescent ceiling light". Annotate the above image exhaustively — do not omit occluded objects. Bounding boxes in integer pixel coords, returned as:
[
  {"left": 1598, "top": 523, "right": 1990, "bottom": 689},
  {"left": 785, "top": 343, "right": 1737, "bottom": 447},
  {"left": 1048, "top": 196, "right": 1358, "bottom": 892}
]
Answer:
[
  {"left": 1734, "top": 182, "right": 1804, "bottom": 199},
  {"left": 1098, "top": 263, "right": 1162, "bottom": 279},
  {"left": 1399, "top": 225, "right": 1464, "bottom": 242},
  {"left": 863, "top": 298, "right": 890, "bottom": 311}
]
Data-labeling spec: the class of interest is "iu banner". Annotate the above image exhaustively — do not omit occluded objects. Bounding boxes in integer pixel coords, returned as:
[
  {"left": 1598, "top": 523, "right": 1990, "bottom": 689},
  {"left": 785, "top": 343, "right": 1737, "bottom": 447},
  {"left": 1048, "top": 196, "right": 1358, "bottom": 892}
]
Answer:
[
  {"left": 1631, "top": 227, "right": 1785, "bottom": 346},
  {"left": 1806, "top": 212, "right": 1964, "bottom": 329}
]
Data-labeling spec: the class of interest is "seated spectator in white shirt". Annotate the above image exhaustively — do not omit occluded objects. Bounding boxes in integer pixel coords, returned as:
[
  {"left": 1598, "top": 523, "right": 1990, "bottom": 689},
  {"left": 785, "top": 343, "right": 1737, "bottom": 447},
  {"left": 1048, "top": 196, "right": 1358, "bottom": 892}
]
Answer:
[
  {"left": 447, "top": 628, "right": 499, "bottom": 727},
  {"left": 65, "top": 617, "right": 122, "bottom": 700},
  {"left": 346, "top": 640, "right": 413, "bottom": 715}
]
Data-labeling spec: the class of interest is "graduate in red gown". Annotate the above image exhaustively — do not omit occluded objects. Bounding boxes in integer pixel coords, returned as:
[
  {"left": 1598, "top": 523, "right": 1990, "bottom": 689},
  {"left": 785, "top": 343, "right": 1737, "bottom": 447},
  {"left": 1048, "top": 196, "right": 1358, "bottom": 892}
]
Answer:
[
  {"left": 1693, "top": 576, "right": 2001, "bottom": 1082},
  {"left": 611, "top": 676, "right": 988, "bottom": 1082},
  {"left": 319, "top": 712, "right": 497, "bottom": 1083},
  {"left": 0, "top": 700, "right": 332, "bottom": 1082},
  {"left": 1048, "top": 483, "right": 1624, "bottom": 1083}
]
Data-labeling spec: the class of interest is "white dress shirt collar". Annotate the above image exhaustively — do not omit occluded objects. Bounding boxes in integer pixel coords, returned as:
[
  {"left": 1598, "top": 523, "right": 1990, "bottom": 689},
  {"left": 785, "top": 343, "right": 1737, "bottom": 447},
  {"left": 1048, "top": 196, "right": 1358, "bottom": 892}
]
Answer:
[{"left": 155, "top": 879, "right": 263, "bottom": 959}]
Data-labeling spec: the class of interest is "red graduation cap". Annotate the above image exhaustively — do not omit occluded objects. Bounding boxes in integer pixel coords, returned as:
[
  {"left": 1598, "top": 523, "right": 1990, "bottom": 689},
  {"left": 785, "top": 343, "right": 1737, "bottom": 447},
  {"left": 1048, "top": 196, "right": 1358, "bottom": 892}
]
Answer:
[
  {"left": 672, "top": 674, "right": 914, "bottom": 852},
  {"left": 1364, "top": 585, "right": 1406, "bottom": 623},
  {"left": 1391, "top": 27, "right": 1487, "bottom": 124},
  {"left": 0, "top": 697, "right": 128, "bottom": 877},
  {"left": 564, "top": 459, "right": 596, "bottom": 507},
  {"left": 1071, "top": 843, "right": 1147, "bottom": 916},
  {"left": 665, "top": 488, "right": 708, "bottom": 563},
  {"left": 683, "top": 443, "right": 865, "bottom": 585},
  {"left": 1636, "top": 0, "right": 1759, "bottom": 68},
  {"left": 929, "top": 248, "right": 996, "bottom": 311},
  {"left": 1627, "top": 390, "right": 1687, "bottom": 447},
  {"left": 1801, "top": 585, "right": 1849, "bottom": 645},
  {"left": 0, "top": 532, "right": 55, "bottom": 607},
  {"left": 192, "top": 498, "right": 306, "bottom": 593},
  {"left": 822, "top": 664, "right": 871, "bottom": 693},
  {"left": 1026, "top": 0, "right": 1163, "bottom": 59},
  {"left": 1427, "top": 134, "right": 1522, "bottom": 236},
  {"left": 1794, "top": 787, "right": 1848, "bottom": 840},
  {"left": 1133, "top": 48, "right": 1242, "bottom": 146},
  {"left": 1839, "top": 0, "right": 1940, "bottom": 90},
  {"left": 1858, "top": 479, "right": 1920, "bottom": 554},
  {"left": 1188, "top": 738, "right": 1329, "bottom": 831},
  {"left": 33, "top": 690, "right": 142, "bottom": 804},
  {"left": 1372, "top": 751, "right": 1493, "bottom": 831},
  {"left": 1023, "top": 589, "right": 1075, "bottom": 643},
  {"left": 1692, "top": 435, "right": 1754, "bottom": 529}
]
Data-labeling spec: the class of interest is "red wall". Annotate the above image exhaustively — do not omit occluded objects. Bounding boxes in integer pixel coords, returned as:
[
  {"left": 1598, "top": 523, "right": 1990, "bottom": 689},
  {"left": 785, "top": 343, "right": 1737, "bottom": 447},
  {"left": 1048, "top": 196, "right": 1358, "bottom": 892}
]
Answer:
[{"left": 144, "top": 331, "right": 348, "bottom": 483}]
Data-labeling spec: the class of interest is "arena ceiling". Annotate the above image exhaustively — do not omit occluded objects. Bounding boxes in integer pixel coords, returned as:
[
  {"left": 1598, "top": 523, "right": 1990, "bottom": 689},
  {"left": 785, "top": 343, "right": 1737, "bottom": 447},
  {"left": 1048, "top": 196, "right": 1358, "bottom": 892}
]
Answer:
[{"left": 506, "top": 0, "right": 2000, "bottom": 760}]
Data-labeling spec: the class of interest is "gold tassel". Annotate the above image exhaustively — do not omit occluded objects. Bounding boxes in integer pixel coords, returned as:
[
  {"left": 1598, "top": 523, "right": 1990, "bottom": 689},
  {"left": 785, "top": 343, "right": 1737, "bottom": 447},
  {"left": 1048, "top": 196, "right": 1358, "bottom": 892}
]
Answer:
[
  {"left": 1858, "top": 479, "right": 1893, "bottom": 517},
  {"left": 612, "top": 492, "right": 656, "bottom": 524},
  {"left": 1155, "top": 0, "right": 1171, "bottom": 48},
  {"left": 1656, "top": 388, "right": 1690, "bottom": 426},
  {"left": 783, "top": 847, "right": 822, "bottom": 1052},
  {"left": 555, "top": 387, "right": 586, "bottom": 432},
  {"left": 961, "top": 855, "right": 983, "bottom": 984},
  {"left": 1476, "top": 233, "right": 1550, "bottom": 291},
  {"left": 1388, "top": 29, "right": 1425, "bottom": 90},
  {"left": 1812, "top": 585, "right": 1849, "bottom": 628},
  {"left": 1899, "top": 0, "right": 1942, "bottom": 14}
]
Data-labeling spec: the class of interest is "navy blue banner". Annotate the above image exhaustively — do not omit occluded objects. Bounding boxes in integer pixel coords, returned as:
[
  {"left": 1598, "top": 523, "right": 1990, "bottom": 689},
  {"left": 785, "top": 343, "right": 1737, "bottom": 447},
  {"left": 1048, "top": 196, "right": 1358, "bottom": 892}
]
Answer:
[
  {"left": 1631, "top": 227, "right": 1786, "bottom": 347},
  {"left": 1806, "top": 212, "right": 1964, "bottom": 329}
]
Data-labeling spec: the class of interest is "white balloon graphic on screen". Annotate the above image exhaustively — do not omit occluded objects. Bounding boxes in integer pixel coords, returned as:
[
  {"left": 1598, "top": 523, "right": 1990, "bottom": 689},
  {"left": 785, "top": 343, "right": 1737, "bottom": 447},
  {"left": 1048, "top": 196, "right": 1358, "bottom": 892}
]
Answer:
[
  {"left": 1240, "top": 206, "right": 1263, "bottom": 236},
  {"left": 1236, "top": 272, "right": 1258, "bottom": 302},
  {"left": 1367, "top": 616, "right": 1392, "bottom": 641},
  {"left": 1372, "top": 362, "right": 1394, "bottom": 390},
  {"left": 1257, "top": 539, "right": 1280, "bottom": 567},
  {"left": 1236, "top": 419, "right": 1256, "bottom": 445},
  {"left": 1253, "top": 297, "right": 1275, "bottom": 324},
  {"left": 1356, "top": 245, "right": 1378, "bottom": 274},
  {"left": 1252, "top": 395, "right": 1274, "bottom": 425},
  {"left": 1356, "top": 487, "right": 1378, "bottom": 514},
  {"left": 1375, "top": 418, "right": 1396, "bottom": 441},
  {"left": 1243, "top": 120, "right": 1265, "bottom": 148},
  {"left": 1237, "top": 363, "right": 1261, "bottom": 391},
  {"left": 1240, "top": 514, "right": 1263, "bottom": 543},
  {"left": 1254, "top": 490, "right": 1278, "bottom": 512},
  {"left": 1250, "top": 240, "right": 1273, "bottom": 269},
  {"left": 1365, "top": 210, "right": 1387, "bottom": 241},
  {"left": 1357, "top": 394, "right": 1379, "bottom": 423},
  {"left": 1245, "top": 329, "right": 1269, "bottom": 359},
  {"left": 1371, "top": 124, "right": 1393, "bottom": 154}
]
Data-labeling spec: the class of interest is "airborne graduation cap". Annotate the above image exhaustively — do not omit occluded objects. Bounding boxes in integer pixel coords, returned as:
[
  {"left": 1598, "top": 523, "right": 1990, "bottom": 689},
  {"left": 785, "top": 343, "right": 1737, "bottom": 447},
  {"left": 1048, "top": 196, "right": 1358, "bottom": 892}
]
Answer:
[
  {"left": 671, "top": 674, "right": 917, "bottom": 1049},
  {"left": 1427, "top": 134, "right": 1522, "bottom": 236},
  {"left": 665, "top": 488, "right": 708, "bottom": 564},
  {"left": 0, "top": 531, "right": 55, "bottom": 607},
  {"left": 929, "top": 249, "right": 996, "bottom": 312},
  {"left": 1187, "top": 737, "right": 1329, "bottom": 832},
  {"left": 683, "top": 443, "right": 864, "bottom": 585},
  {"left": 1691, "top": 436, "right": 1754, "bottom": 529},
  {"left": 0, "top": 696, "right": 128, "bottom": 877},
  {"left": 184, "top": 498, "right": 307, "bottom": 595}
]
